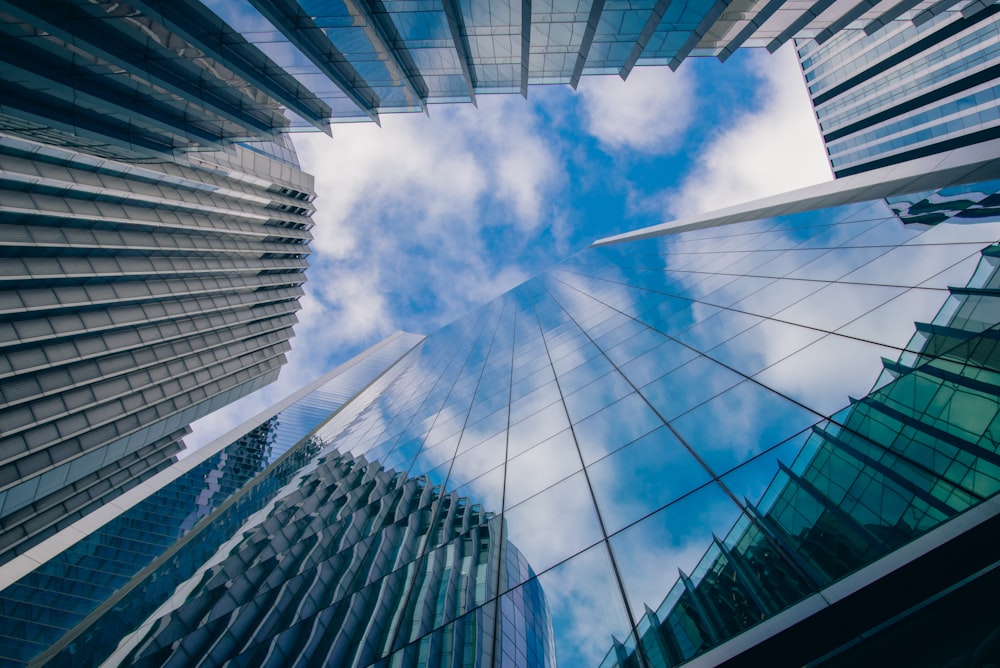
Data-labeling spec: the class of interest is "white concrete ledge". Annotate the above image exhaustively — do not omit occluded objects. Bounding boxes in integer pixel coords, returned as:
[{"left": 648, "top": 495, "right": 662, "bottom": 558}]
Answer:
[{"left": 593, "top": 140, "right": 1000, "bottom": 246}]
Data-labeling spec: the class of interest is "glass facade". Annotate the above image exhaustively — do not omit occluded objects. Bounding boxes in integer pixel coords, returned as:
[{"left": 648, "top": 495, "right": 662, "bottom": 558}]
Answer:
[
  {"left": 4, "top": 173, "right": 999, "bottom": 666},
  {"left": 150, "top": 0, "right": 957, "bottom": 124},
  {"left": 603, "top": 212, "right": 1000, "bottom": 666},
  {"left": 5, "top": 0, "right": 979, "bottom": 136},
  {"left": 797, "top": 3, "right": 1000, "bottom": 176},
  {"left": 3, "top": 5, "right": 1000, "bottom": 664},
  {"left": 276, "top": 0, "right": 998, "bottom": 104},
  {"left": 0, "top": 0, "right": 331, "bottom": 161}
]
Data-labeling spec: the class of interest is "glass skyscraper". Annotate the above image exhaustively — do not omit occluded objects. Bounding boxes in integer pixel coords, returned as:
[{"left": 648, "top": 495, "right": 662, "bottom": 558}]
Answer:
[
  {"left": 0, "top": 0, "right": 331, "bottom": 159},
  {"left": 199, "top": 0, "right": 999, "bottom": 118},
  {"left": 3, "top": 145, "right": 999, "bottom": 666},
  {"left": 0, "top": 0, "right": 957, "bottom": 129},
  {"left": 797, "top": 1, "right": 1000, "bottom": 176},
  {"left": 0, "top": 333, "right": 425, "bottom": 665}
]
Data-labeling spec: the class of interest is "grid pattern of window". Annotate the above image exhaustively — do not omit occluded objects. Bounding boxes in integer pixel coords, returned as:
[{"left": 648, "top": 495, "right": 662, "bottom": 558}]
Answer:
[
  {"left": 0, "top": 132, "right": 316, "bottom": 565},
  {"left": 798, "top": 3, "right": 1000, "bottom": 177},
  {"left": 76, "top": 0, "right": 959, "bottom": 128},
  {"left": 6, "top": 0, "right": 987, "bottom": 139},
  {"left": 605, "top": 244, "right": 1000, "bottom": 666},
  {"left": 22, "top": 178, "right": 1000, "bottom": 667}
]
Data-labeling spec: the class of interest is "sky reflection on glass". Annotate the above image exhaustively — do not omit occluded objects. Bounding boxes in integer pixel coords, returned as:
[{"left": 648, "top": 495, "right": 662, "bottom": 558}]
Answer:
[
  {"left": 26, "top": 181, "right": 1000, "bottom": 667},
  {"left": 225, "top": 178, "right": 1000, "bottom": 666}
]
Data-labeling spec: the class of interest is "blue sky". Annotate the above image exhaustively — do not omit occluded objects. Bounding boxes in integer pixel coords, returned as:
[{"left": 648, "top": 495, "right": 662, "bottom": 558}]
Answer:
[{"left": 187, "top": 45, "right": 832, "bottom": 450}]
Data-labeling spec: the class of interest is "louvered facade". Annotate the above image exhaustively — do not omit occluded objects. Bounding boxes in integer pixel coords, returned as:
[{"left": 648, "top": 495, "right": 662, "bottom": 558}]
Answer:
[{"left": 0, "top": 134, "right": 315, "bottom": 567}]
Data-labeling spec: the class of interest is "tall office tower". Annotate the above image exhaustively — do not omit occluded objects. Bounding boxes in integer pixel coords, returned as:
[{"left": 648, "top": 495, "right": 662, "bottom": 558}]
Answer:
[
  {"left": 114, "top": 454, "right": 555, "bottom": 668},
  {"left": 0, "top": 0, "right": 328, "bottom": 564},
  {"left": 604, "top": 193, "right": 1000, "bottom": 666},
  {"left": 796, "top": 1, "right": 1000, "bottom": 177},
  {"left": 2, "top": 144, "right": 999, "bottom": 667},
  {"left": 0, "top": 0, "right": 332, "bottom": 158},
  {"left": 0, "top": 133, "right": 316, "bottom": 567},
  {"left": 3, "top": 0, "right": 978, "bottom": 137}
]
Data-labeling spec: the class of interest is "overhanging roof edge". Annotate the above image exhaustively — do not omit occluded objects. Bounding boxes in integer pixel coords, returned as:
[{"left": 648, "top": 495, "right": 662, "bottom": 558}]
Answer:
[{"left": 128, "top": 0, "right": 333, "bottom": 130}]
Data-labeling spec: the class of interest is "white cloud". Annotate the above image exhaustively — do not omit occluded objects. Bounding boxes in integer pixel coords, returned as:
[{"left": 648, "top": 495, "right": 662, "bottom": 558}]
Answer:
[
  {"left": 666, "top": 45, "right": 833, "bottom": 218},
  {"left": 186, "top": 96, "right": 568, "bottom": 452},
  {"left": 577, "top": 66, "right": 696, "bottom": 153},
  {"left": 292, "top": 95, "right": 565, "bottom": 332},
  {"left": 301, "top": 96, "right": 561, "bottom": 251}
]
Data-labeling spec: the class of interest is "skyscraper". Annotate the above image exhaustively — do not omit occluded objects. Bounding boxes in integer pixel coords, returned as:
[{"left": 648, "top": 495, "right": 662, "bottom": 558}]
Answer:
[
  {"left": 0, "top": 0, "right": 325, "bottom": 561},
  {"left": 603, "top": 193, "right": 1000, "bottom": 666},
  {"left": 0, "top": 331, "right": 559, "bottom": 668},
  {"left": 189, "top": 0, "right": 988, "bottom": 118},
  {"left": 5, "top": 0, "right": 943, "bottom": 144},
  {"left": 797, "top": 1, "right": 1000, "bottom": 176},
  {"left": 111, "top": 452, "right": 556, "bottom": 668},
  {"left": 1, "top": 0, "right": 955, "bottom": 132},
  {"left": 3, "top": 143, "right": 998, "bottom": 666},
  {"left": 0, "top": 133, "right": 316, "bottom": 567},
  {"left": 0, "top": 333, "right": 421, "bottom": 662},
  {"left": 0, "top": 0, "right": 332, "bottom": 158}
]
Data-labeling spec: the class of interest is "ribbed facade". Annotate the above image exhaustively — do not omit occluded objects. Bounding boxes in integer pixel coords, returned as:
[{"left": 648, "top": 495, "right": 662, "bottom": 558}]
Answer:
[
  {"left": 0, "top": 332, "right": 559, "bottom": 668},
  {"left": 0, "top": 133, "right": 316, "bottom": 567},
  {"left": 0, "top": 0, "right": 329, "bottom": 563},
  {"left": 115, "top": 450, "right": 555, "bottom": 668},
  {"left": 797, "top": 2, "right": 1000, "bottom": 176}
]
